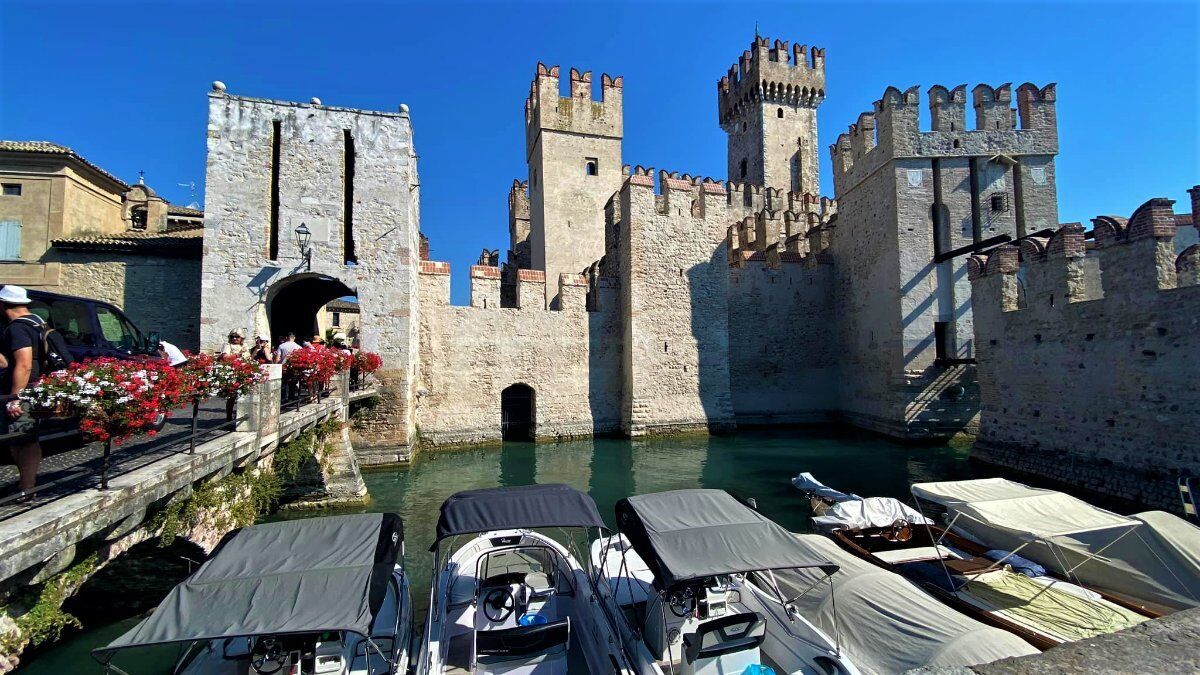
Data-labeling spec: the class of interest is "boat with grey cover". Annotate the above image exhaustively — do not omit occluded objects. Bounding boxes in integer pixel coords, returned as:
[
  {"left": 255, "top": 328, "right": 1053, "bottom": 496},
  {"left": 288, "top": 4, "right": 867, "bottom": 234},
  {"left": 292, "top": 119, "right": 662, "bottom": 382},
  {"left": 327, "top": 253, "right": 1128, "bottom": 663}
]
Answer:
[
  {"left": 93, "top": 513, "right": 413, "bottom": 675},
  {"left": 597, "top": 489, "right": 861, "bottom": 675},
  {"left": 417, "top": 484, "right": 651, "bottom": 675}
]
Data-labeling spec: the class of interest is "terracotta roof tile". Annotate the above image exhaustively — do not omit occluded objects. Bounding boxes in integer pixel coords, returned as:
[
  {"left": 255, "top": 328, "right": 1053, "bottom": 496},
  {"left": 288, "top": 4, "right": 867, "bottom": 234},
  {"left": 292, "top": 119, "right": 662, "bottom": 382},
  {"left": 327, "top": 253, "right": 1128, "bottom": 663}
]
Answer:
[{"left": 0, "top": 140, "right": 129, "bottom": 189}]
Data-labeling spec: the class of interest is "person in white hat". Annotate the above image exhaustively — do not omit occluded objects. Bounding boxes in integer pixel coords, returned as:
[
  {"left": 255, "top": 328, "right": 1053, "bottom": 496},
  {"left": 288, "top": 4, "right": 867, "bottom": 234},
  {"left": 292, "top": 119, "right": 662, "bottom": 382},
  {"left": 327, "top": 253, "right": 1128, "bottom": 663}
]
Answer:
[
  {"left": 219, "top": 327, "right": 249, "bottom": 360},
  {"left": 248, "top": 333, "right": 274, "bottom": 364},
  {"left": 0, "top": 285, "right": 43, "bottom": 496}
]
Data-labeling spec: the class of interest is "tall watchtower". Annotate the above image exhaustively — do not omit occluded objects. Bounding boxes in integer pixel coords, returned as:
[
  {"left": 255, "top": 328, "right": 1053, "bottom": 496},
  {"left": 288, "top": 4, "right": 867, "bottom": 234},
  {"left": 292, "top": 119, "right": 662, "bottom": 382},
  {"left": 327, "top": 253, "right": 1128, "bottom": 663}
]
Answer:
[
  {"left": 525, "top": 64, "right": 624, "bottom": 307},
  {"left": 719, "top": 37, "right": 825, "bottom": 195}
]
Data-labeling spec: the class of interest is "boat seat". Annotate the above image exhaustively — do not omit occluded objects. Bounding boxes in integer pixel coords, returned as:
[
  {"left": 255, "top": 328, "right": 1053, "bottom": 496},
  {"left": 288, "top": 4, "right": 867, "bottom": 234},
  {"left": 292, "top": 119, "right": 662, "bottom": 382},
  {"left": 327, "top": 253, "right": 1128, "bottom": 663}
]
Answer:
[
  {"left": 873, "top": 545, "right": 961, "bottom": 564},
  {"left": 475, "top": 618, "right": 569, "bottom": 674},
  {"left": 680, "top": 612, "right": 766, "bottom": 675}
]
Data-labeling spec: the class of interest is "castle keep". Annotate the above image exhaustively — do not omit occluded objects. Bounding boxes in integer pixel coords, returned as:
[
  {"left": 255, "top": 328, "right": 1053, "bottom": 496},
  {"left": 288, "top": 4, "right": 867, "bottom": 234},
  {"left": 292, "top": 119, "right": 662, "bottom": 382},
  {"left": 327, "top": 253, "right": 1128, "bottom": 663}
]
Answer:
[{"left": 198, "top": 37, "right": 1198, "bottom": 508}]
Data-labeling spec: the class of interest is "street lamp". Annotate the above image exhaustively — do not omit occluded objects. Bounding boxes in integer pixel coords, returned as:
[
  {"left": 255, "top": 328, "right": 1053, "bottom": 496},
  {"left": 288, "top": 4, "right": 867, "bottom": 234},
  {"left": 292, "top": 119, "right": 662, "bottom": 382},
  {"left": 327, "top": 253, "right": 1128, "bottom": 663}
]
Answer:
[{"left": 295, "top": 222, "right": 312, "bottom": 271}]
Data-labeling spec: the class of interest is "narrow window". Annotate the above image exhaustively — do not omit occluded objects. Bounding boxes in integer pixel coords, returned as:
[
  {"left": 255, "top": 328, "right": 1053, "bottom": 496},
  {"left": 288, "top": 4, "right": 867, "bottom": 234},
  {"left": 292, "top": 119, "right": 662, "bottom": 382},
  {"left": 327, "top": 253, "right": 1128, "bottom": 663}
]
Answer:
[
  {"left": 949, "top": 122, "right": 956, "bottom": 132},
  {"left": 741, "top": 121, "right": 748, "bottom": 132},
  {"left": 776, "top": 107, "right": 784, "bottom": 118},
  {"left": 0, "top": 221, "right": 20, "bottom": 260},
  {"left": 968, "top": 159, "right": 982, "bottom": 244},
  {"left": 2, "top": 184, "right": 20, "bottom": 197},
  {"left": 130, "top": 206, "right": 148, "bottom": 231},
  {"left": 931, "top": 159, "right": 946, "bottom": 258},
  {"left": 935, "top": 321, "right": 950, "bottom": 361},
  {"left": 584, "top": 158, "right": 598, "bottom": 176},
  {"left": 1012, "top": 159, "right": 1027, "bottom": 238},
  {"left": 332, "top": 312, "right": 341, "bottom": 327},
  {"left": 739, "top": 159, "right": 747, "bottom": 179},
  {"left": 990, "top": 192, "right": 1008, "bottom": 213},
  {"left": 343, "top": 129, "right": 357, "bottom": 264},
  {"left": 268, "top": 120, "right": 281, "bottom": 260},
  {"left": 952, "top": 139, "right": 960, "bottom": 149}
]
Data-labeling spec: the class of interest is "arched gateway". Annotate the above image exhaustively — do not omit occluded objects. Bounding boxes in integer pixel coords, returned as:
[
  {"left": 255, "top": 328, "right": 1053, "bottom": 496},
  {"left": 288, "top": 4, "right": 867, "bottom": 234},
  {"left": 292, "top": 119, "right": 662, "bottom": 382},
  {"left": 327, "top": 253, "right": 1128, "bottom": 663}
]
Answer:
[
  {"left": 501, "top": 384, "right": 536, "bottom": 441},
  {"left": 198, "top": 85, "right": 421, "bottom": 453}
]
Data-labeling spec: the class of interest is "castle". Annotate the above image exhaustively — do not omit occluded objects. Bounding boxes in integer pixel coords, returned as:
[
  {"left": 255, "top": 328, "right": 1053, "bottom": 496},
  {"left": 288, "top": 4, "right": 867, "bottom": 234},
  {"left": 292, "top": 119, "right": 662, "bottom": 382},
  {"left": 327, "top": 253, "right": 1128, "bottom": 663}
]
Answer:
[{"left": 197, "top": 38, "right": 1198, "bottom": 510}]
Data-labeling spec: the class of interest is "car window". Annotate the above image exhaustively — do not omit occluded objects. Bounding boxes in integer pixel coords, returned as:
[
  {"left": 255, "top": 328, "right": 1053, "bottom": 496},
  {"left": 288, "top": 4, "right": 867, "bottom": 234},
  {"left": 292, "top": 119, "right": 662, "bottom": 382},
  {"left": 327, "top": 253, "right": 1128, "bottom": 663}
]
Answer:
[
  {"left": 96, "top": 306, "right": 143, "bottom": 351},
  {"left": 32, "top": 299, "right": 97, "bottom": 347}
]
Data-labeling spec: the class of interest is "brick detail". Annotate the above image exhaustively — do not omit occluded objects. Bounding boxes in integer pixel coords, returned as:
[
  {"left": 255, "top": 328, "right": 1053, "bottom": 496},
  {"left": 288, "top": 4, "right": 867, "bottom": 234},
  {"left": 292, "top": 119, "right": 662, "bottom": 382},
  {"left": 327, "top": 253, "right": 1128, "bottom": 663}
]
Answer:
[
  {"left": 470, "top": 265, "right": 501, "bottom": 279},
  {"left": 559, "top": 273, "right": 588, "bottom": 287},
  {"left": 420, "top": 261, "right": 450, "bottom": 275},
  {"left": 517, "top": 269, "right": 546, "bottom": 282}
]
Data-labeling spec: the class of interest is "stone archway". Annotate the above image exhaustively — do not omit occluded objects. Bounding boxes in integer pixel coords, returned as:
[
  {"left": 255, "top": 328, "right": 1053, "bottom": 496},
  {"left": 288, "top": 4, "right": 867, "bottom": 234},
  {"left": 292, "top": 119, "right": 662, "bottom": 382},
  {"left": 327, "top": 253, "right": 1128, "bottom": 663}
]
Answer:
[
  {"left": 501, "top": 384, "right": 536, "bottom": 441},
  {"left": 265, "top": 273, "right": 356, "bottom": 344}
]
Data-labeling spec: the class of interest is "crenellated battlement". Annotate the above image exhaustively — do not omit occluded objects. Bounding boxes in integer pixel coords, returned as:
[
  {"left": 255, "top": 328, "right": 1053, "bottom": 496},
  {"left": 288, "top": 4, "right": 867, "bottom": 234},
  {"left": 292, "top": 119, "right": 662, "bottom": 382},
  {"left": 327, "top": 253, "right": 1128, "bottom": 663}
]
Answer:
[
  {"left": 718, "top": 36, "right": 826, "bottom": 128},
  {"left": 525, "top": 62, "right": 623, "bottom": 155},
  {"left": 968, "top": 194, "right": 1196, "bottom": 316},
  {"left": 831, "top": 82, "right": 1058, "bottom": 195},
  {"left": 419, "top": 259, "right": 617, "bottom": 314}
]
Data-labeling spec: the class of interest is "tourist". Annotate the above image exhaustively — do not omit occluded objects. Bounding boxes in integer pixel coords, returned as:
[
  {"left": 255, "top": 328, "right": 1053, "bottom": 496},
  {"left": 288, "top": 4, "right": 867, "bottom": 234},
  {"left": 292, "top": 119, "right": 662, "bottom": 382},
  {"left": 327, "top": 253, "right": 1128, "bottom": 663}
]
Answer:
[
  {"left": 157, "top": 339, "right": 188, "bottom": 367},
  {"left": 219, "top": 328, "right": 249, "bottom": 359},
  {"left": 333, "top": 333, "right": 352, "bottom": 356},
  {"left": 275, "top": 332, "right": 301, "bottom": 363},
  {"left": 0, "top": 285, "right": 43, "bottom": 497},
  {"left": 249, "top": 334, "right": 274, "bottom": 364},
  {"left": 311, "top": 334, "right": 325, "bottom": 347}
]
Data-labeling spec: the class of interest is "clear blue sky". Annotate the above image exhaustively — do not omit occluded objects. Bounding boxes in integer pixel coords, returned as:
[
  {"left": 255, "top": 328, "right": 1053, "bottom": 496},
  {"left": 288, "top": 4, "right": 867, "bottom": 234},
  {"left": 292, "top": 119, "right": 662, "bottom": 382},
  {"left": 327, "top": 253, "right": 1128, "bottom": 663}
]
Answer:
[{"left": 2, "top": 1, "right": 1196, "bottom": 303}]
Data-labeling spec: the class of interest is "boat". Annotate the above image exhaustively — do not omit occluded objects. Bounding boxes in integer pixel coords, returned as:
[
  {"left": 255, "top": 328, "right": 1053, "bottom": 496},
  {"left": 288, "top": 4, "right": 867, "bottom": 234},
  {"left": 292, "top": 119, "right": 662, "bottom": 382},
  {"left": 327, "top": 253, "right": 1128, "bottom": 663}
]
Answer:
[
  {"left": 794, "top": 474, "right": 1159, "bottom": 650},
  {"left": 597, "top": 488, "right": 862, "bottom": 675},
  {"left": 417, "top": 483, "right": 649, "bottom": 675},
  {"left": 911, "top": 478, "right": 1200, "bottom": 613},
  {"left": 93, "top": 513, "right": 413, "bottom": 674}
]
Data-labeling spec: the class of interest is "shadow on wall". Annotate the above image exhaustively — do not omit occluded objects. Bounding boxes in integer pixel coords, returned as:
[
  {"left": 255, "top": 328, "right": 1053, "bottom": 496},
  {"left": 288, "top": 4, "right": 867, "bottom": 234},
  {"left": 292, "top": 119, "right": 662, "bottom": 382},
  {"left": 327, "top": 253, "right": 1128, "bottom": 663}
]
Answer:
[
  {"left": 688, "top": 245, "right": 734, "bottom": 433},
  {"left": 587, "top": 286, "right": 621, "bottom": 437}
]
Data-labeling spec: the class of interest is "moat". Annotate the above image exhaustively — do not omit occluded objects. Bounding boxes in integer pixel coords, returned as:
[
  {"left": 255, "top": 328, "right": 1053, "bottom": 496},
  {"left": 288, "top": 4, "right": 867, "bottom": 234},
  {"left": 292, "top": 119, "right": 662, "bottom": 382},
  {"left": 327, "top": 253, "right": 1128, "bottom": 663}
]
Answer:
[{"left": 25, "top": 428, "right": 979, "bottom": 673}]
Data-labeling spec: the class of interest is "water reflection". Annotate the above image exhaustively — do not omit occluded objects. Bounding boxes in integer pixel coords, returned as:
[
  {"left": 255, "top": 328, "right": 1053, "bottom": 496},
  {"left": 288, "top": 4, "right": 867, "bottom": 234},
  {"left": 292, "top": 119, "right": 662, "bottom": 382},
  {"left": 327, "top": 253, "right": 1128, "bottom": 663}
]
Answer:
[{"left": 23, "top": 428, "right": 974, "bottom": 673}]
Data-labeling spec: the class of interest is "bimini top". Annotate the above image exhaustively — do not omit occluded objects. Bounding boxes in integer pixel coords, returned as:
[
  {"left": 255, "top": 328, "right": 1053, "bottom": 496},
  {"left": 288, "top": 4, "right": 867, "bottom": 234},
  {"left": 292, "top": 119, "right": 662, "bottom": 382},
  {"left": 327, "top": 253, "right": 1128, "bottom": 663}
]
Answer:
[
  {"left": 615, "top": 489, "right": 838, "bottom": 589},
  {"left": 95, "top": 513, "right": 403, "bottom": 660},
  {"left": 433, "top": 483, "right": 605, "bottom": 548}
]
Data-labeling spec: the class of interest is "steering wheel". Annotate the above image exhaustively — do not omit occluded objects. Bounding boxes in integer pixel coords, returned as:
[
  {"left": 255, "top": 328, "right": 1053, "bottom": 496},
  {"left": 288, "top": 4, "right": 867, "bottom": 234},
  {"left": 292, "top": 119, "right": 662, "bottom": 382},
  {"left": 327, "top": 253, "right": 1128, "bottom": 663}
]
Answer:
[
  {"left": 250, "top": 637, "right": 286, "bottom": 675},
  {"left": 668, "top": 586, "right": 696, "bottom": 617},
  {"left": 882, "top": 519, "right": 913, "bottom": 542},
  {"left": 483, "top": 587, "right": 516, "bottom": 623}
]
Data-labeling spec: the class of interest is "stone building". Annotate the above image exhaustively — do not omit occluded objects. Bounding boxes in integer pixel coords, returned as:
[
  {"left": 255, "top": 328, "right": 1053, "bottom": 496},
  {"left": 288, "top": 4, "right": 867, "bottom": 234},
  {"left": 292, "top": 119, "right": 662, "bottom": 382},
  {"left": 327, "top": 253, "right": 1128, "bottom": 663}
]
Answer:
[
  {"left": 968, "top": 190, "right": 1200, "bottom": 511},
  {"left": 0, "top": 141, "right": 204, "bottom": 348},
  {"left": 197, "top": 36, "right": 1194, "bottom": 512}
]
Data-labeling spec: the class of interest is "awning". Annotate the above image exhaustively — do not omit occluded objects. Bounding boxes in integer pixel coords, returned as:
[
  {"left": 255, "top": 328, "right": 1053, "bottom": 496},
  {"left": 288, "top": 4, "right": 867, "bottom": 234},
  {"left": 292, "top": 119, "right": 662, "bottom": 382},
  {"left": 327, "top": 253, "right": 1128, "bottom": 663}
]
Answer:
[
  {"left": 615, "top": 489, "right": 838, "bottom": 589},
  {"left": 433, "top": 483, "right": 605, "bottom": 548},
  {"left": 95, "top": 513, "right": 403, "bottom": 659}
]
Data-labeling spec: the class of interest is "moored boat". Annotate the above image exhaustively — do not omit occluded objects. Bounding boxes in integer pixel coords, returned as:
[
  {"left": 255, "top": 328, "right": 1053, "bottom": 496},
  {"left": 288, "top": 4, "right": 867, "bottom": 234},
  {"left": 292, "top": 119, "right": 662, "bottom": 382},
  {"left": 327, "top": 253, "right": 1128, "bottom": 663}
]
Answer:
[
  {"left": 93, "top": 513, "right": 413, "bottom": 674},
  {"left": 599, "top": 488, "right": 862, "bottom": 675},
  {"left": 794, "top": 474, "right": 1159, "bottom": 650},
  {"left": 417, "top": 483, "right": 648, "bottom": 674}
]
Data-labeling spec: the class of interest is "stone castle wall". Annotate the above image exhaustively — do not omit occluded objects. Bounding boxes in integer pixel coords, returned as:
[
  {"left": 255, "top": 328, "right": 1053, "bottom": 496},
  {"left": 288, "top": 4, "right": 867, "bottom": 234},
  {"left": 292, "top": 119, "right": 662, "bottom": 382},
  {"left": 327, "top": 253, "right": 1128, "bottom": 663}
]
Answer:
[
  {"left": 200, "top": 89, "right": 420, "bottom": 448},
  {"left": 415, "top": 262, "right": 621, "bottom": 446},
  {"left": 968, "top": 193, "right": 1200, "bottom": 510}
]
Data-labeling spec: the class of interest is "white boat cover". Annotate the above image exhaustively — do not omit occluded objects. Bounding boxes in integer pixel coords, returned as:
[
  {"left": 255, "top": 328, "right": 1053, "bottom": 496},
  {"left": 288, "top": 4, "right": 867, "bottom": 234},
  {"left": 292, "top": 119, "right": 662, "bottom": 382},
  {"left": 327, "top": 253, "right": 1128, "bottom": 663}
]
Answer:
[
  {"left": 912, "top": 478, "right": 1200, "bottom": 610},
  {"left": 772, "top": 535, "right": 1038, "bottom": 675},
  {"left": 810, "top": 496, "right": 933, "bottom": 532},
  {"left": 792, "top": 472, "right": 860, "bottom": 503}
]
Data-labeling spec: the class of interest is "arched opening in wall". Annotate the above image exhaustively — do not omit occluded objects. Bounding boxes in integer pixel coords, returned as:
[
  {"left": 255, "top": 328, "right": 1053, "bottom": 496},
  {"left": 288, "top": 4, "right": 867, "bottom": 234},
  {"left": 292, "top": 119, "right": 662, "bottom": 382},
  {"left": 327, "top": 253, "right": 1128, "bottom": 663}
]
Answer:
[
  {"left": 584, "top": 158, "right": 598, "bottom": 176},
  {"left": 61, "top": 538, "right": 207, "bottom": 638},
  {"left": 130, "top": 205, "right": 148, "bottom": 231},
  {"left": 777, "top": 107, "right": 784, "bottom": 118},
  {"left": 266, "top": 273, "right": 357, "bottom": 344},
  {"left": 501, "top": 383, "right": 535, "bottom": 441}
]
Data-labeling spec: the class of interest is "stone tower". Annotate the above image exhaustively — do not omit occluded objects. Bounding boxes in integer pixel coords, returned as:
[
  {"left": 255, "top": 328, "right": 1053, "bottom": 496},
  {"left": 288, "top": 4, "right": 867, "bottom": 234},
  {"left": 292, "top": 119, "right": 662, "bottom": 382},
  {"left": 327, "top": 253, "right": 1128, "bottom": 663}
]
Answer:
[
  {"left": 719, "top": 37, "right": 825, "bottom": 195},
  {"left": 525, "top": 64, "right": 624, "bottom": 307}
]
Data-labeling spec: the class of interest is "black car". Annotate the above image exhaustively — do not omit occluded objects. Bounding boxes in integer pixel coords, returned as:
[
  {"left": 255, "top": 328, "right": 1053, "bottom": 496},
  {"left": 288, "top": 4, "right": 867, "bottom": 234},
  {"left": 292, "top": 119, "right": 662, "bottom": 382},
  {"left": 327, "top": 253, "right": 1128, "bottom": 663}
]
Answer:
[{"left": 25, "top": 289, "right": 163, "bottom": 362}]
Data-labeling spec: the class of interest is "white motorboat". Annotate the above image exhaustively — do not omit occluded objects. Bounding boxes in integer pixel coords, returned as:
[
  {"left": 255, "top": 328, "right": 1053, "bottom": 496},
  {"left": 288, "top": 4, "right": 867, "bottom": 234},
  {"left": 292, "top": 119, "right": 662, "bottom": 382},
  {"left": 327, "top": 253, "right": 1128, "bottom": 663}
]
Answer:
[
  {"left": 93, "top": 513, "right": 413, "bottom": 675},
  {"left": 597, "top": 489, "right": 862, "bottom": 675},
  {"left": 417, "top": 483, "right": 652, "bottom": 675}
]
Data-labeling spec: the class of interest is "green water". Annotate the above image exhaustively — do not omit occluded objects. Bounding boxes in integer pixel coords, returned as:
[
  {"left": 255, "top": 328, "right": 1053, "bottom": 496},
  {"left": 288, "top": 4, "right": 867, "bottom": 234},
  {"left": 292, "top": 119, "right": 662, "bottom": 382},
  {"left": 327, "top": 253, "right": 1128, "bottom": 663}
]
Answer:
[{"left": 22, "top": 428, "right": 977, "bottom": 673}]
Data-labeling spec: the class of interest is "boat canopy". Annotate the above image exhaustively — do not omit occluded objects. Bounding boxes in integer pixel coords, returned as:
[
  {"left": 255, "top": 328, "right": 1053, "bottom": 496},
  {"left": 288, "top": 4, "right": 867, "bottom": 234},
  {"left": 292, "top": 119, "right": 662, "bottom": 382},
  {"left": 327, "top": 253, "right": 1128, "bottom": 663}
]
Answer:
[
  {"left": 775, "top": 534, "right": 1039, "bottom": 675},
  {"left": 615, "top": 489, "right": 838, "bottom": 589},
  {"left": 912, "top": 478, "right": 1200, "bottom": 610},
  {"left": 811, "top": 496, "right": 933, "bottom": 532},
  {"left": 433, "top": 483, "right": 605, "bottom": 548},
  {"left": 94, "top": 513, "right": 404, "bottom": 660}
]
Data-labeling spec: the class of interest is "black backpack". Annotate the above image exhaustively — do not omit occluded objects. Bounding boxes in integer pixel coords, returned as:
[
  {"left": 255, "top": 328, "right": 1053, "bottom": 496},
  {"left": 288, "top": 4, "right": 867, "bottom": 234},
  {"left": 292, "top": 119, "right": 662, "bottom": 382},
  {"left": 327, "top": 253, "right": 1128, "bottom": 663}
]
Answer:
[{"left": 13, "top": 315, "right": 76, "bottom": 373}]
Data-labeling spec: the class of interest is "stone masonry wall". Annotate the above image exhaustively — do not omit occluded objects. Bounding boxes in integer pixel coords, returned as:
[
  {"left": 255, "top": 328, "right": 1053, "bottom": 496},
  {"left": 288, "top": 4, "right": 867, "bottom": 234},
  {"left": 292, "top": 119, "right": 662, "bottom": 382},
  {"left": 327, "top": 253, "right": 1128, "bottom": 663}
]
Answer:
[
  {"left": 200, "top": 88, "right": 420, "bottom": 450},
  {"left": 827, "top": 83, "right": 1058, "bottom": 437},
  {"left": 416, "top": 263, "right": 621, "bottom": 445},
  {"left": 618, "top": 169, "right": 735, "bottom": 436},
  {"left": 48, "top": 250, "right": 202, "bottom": 350},
  {"left": 969, "top": 194, "right": 1200, "bottom": 512}
]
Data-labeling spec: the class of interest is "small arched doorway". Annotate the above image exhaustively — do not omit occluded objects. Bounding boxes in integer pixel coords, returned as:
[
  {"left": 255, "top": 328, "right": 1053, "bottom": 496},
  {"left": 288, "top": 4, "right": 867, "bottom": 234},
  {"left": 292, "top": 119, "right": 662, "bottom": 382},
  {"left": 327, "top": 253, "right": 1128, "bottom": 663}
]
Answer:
[
  {"left": 266, "top": 273, "right": 356, "bottom": 343},
  {"left": 501, "top": 384, "right": 535, "bottom": 441}
]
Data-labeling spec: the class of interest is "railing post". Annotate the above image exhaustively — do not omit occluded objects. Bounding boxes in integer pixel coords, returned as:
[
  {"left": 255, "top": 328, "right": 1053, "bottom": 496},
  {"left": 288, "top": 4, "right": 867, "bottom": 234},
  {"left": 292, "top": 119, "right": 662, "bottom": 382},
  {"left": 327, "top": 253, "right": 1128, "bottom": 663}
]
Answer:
[
  {"left": 100, "top": 438, "right": 112, "bottom": 490},
  {"left": 189, "top": 398, "right": 200, "bottom": 454}
]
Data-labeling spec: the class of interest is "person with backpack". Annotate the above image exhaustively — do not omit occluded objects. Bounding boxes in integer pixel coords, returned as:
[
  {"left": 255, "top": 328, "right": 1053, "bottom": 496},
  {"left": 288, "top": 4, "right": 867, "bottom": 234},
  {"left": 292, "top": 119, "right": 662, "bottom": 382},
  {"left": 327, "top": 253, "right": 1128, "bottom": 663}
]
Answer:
[{"left": 0, "top": 285, "right": 45, "bottom": 496}]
